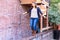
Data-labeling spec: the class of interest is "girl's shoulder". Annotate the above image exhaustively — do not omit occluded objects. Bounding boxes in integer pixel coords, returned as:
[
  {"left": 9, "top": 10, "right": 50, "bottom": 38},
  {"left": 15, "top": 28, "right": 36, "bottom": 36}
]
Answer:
[{"left": 37, "top": 7, "right": 40, "bottom": 9}]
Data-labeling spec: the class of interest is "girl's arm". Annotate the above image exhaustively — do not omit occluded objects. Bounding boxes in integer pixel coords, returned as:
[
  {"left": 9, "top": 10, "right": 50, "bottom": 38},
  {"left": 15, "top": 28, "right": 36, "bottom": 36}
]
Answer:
[
  {"left": 23, "top": 8, "right": 31, "bottom": 15},
  {"left": 38, "top": 7, "right": 46, "bottom": 18},
  {"left": 38, "top": 7, "right": 43, "bottom": 15}
]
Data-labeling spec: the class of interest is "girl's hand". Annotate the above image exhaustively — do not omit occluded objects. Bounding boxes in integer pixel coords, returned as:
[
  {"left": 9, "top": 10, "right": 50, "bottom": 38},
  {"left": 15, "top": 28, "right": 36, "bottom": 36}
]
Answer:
[
  {"left": 42, "top": 15, "right": 46, "bottom": 18},
  {"left": 23, "top": 12, "right": 27, "bottom": 15}
]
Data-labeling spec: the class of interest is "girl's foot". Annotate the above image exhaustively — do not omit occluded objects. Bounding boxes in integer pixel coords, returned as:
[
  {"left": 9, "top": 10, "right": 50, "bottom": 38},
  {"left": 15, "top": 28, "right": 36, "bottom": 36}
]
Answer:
[{"left": 32, "top": 30, "right": 36, "bottom": 36}]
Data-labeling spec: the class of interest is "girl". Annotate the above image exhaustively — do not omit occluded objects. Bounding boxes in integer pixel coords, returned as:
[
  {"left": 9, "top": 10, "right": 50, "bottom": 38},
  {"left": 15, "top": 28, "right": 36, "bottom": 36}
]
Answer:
[{"left": 23, "top": 2, "right": 43, "bottom": 35}]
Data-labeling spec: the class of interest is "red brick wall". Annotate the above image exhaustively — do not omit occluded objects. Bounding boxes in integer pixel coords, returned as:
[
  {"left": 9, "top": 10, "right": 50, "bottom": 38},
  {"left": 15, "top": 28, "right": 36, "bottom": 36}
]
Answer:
[{"left": 0, "top": 0, "right": 32, "bottom": 40}]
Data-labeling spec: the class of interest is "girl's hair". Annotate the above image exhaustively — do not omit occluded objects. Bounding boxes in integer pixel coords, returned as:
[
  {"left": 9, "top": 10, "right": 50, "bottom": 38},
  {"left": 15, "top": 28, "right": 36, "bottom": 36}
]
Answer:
[{"left": 32, "top": 2, "right": 37, "bottom": 8}]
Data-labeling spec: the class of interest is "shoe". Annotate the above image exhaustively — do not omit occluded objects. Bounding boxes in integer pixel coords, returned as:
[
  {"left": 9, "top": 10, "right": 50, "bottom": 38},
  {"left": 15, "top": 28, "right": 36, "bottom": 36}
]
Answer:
[
  {"left": 32, "top": 30, "right": 36, "bottom": 36},
  {"left": 36, "top": 29, "right": 40, "bottom": 33}
]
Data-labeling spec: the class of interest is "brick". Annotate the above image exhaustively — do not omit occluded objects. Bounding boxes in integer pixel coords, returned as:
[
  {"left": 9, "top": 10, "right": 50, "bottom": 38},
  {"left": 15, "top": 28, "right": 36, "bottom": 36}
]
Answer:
[{"left": 0, "top": 0, "right": 32, "bottom": 40}]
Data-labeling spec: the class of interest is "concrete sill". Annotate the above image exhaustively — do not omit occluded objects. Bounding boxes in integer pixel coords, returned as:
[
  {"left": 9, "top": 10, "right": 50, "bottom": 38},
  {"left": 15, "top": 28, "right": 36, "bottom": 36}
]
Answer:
[
  {"left": 42, "top": 27, "right": 52, "bottom": 31},
  {"left": 22, "top": 29, "right": 53, "bottom": 40}
]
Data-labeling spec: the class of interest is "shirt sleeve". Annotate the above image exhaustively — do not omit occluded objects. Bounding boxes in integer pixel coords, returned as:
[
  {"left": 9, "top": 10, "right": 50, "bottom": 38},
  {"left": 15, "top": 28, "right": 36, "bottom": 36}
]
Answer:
[
  {"left": 38, "top": 7, "right": 43, "bottom": 15},
  {"left": 27, "top": 8, "right": 32, "bottom": 13}
]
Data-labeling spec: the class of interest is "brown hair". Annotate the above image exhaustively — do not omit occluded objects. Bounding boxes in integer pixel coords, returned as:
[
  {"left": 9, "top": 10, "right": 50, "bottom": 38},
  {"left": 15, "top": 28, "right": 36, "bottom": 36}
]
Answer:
[{"left": 32, "top": 2, "right": 37, "bottom": 8}]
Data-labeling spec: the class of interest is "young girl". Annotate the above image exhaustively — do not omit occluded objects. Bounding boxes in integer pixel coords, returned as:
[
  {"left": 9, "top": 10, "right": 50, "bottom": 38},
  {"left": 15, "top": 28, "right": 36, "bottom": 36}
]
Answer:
[{"left": 23, "top": 2, "right": 43, "bottom": 35}]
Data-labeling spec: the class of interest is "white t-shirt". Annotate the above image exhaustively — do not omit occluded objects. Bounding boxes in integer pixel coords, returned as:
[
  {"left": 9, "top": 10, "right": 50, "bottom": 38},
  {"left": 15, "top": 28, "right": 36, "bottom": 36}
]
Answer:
[{"left": 31, "top": 8, "right": 38, "bottom": 18}]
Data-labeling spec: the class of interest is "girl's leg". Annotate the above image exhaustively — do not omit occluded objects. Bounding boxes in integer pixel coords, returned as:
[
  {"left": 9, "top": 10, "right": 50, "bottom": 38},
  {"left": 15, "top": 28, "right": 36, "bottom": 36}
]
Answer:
[
  {"left": 30, "top": 18, "right": 36, "bottom": 36},
  {"left": 30, "top": 18, "right": 34, "bottom": 30},
  {"left": 33, "top": 18, "right": 40, "bottom": 33}
]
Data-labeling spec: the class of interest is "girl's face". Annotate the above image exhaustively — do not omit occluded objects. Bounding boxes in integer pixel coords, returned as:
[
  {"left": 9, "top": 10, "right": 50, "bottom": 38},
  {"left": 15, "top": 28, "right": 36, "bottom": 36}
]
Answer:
[{"left": 32, "top": 3, "right": 36, "bottom": 7}]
